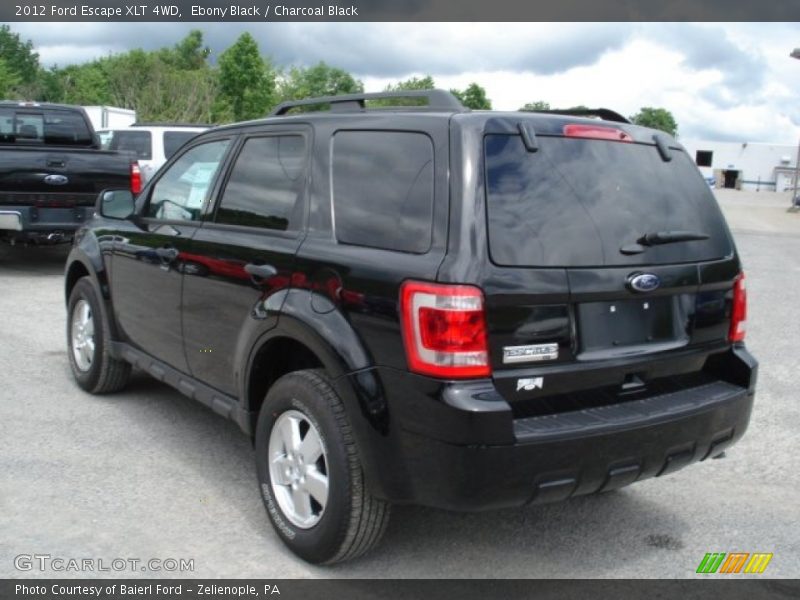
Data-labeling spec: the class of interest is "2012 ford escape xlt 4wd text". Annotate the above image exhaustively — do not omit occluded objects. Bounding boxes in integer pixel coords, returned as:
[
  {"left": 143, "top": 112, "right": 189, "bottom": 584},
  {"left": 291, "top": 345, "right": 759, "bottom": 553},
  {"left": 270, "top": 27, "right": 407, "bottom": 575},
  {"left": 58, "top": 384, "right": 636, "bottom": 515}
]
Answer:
[{"left": 64, "top": 90, "right": 757, "bottom": 564}]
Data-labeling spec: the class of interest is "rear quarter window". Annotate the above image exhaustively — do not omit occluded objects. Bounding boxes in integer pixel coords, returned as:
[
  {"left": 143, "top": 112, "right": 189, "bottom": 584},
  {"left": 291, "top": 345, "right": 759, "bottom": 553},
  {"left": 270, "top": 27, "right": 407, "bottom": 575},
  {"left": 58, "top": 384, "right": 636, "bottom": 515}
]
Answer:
[
  {"left": 332, "top": 130, "right": 434, "bottom": 254},
  {"left": 108, "top": 130, "right": 152, "bottom": 160}
]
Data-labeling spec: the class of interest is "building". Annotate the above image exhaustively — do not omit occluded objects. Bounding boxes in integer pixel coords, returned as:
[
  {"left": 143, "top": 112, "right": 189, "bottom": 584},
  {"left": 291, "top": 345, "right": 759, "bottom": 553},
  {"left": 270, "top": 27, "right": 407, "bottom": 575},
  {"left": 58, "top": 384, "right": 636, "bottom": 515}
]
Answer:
[{"left": 680, "top": 139, "right": 798, "bottom": 192}]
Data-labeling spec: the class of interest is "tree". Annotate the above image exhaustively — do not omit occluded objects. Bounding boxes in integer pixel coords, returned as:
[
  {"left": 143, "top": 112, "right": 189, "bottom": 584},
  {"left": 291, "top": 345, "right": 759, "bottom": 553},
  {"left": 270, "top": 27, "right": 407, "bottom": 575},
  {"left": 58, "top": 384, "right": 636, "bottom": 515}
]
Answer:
[
  {"left": 278, "top": 61, "right": 363, "bottom": 105},
  {"left": 450, "top": 83, "right": 491, "bottom": 110},
  {"left": 0, "top": 58, "right": 21, "bottom": 98},
  {"left": 53, "top": 62, "right": 113, "bottom": 105},
  {"left": 218, "top": 32, "right": 275, "bottom": 121},
  {"left": 159, "top": 30, "right": 210, "bottom": 71},
  {"left": 387, "top": 75, "right": 436, "bottom": 91},
  {"left": 0, "top": 25, "right": 39, "bottom": 85},
  {"left": 372, "top": 75, "right": 437, "bottom": 107},
  {"left": 520, "top": 100, "right": 550, "bottom": 111},
  {"left": 629, "top": 107, "right": 678, "bottom": 137}
]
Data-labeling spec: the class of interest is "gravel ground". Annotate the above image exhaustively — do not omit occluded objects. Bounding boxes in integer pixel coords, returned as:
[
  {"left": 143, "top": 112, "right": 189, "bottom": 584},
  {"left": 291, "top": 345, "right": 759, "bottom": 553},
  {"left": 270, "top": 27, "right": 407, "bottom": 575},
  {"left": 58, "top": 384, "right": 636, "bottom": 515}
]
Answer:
[{"left": 0, "top": 189, "right": 798, "bottom": 578}]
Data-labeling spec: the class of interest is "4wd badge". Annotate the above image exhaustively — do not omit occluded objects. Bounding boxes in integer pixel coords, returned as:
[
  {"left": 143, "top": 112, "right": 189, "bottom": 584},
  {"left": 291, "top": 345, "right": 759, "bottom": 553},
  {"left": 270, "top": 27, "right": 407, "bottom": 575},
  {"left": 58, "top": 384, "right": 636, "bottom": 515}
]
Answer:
[{"left": 503, "top": 343, "right": 559, "bottom": 364}]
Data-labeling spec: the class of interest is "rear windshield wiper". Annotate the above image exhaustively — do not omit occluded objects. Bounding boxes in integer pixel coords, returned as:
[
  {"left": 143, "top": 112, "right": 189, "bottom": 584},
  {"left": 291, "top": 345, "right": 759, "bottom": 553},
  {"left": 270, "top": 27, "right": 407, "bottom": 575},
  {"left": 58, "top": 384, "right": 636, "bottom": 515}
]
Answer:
[{"left": 621, "top": 230, "right": 710, "bottom": 255}]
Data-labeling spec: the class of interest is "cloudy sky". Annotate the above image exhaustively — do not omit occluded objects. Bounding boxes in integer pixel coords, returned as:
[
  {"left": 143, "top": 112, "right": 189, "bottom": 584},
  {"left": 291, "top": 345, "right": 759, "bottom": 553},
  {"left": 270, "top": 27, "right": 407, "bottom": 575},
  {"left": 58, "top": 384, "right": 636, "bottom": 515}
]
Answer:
[{"left": 10, "top": 22, "right": 800, "bottom": 144}]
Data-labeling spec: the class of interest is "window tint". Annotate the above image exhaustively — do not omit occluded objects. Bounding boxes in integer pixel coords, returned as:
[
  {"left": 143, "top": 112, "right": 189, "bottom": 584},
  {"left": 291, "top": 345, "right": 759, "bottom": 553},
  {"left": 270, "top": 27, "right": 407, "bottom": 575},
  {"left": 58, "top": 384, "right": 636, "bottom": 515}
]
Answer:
[
  {"left": 216, "top": 135, "right": 307, "bottom": 231},
  {"left": 0, "top": 109, "right": 91, "bottom": 145},
  {"left": 108, "top": 130, "right": 152, "bottom": 159},
  {"left": 485, "top": 134, "right": 732, "bottom": 267},
  {"left": 164, "top": 131, "right": 199, "bottom": 159},
  {"left": 332, "top": 131, "right": 434, "bottom": 253},
  {"left": 44, "top": 111, "right": 94, "bottom": 145},
  {"left": 15, "top": 113, "right": 44, "bottom": 141},
  {"left": 696, "top": 150, "right": 713, "bottom": 167},
  {"left": 147, "top": 139, "right": 230, "bottom": 221}
]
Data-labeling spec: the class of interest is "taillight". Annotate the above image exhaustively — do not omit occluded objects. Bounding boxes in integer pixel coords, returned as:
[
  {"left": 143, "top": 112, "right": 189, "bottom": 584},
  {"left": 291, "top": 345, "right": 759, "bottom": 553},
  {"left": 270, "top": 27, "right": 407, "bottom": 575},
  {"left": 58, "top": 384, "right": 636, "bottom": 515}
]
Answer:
[
  {"left": 399, "top": 281, "right": 490, "bottom": 379},
  {"left": 563, "top": 123, "right": 633, "bottom": 142},
  {"left": 729, "top": 273, "right": 747, "bottom": 342},
  {"left": 130, "top": 162, "right": 142, "bottom": 195}
]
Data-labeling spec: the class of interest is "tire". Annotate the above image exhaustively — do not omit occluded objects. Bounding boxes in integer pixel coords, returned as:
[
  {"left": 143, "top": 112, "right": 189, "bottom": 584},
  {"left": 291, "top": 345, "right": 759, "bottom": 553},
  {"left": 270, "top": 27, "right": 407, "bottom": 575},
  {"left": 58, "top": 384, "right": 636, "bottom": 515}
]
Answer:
[
  {"left": 67, "top": 276, "right": 131, "bottom": 394},
  {"left": 255, "top": 369, "right": 390, "bottom": 564}
]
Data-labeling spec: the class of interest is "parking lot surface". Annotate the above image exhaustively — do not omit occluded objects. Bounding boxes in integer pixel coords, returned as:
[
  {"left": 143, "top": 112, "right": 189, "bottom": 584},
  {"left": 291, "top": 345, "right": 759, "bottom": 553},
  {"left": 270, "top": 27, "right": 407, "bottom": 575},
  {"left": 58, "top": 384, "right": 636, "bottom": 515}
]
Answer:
[{"left": 1, "top": 189, "right": 798, "bottom": 578}]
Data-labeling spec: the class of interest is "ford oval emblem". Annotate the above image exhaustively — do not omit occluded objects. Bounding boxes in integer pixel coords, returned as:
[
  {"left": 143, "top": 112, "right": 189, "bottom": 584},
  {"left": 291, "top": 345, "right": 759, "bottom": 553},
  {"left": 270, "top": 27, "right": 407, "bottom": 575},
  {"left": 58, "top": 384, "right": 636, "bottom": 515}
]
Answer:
[
  {"left": 628, "top": 272, "right": 661, "bottom": 293},
  {"left": 44, "top": 174, "right": 69, "bottom": 186}
]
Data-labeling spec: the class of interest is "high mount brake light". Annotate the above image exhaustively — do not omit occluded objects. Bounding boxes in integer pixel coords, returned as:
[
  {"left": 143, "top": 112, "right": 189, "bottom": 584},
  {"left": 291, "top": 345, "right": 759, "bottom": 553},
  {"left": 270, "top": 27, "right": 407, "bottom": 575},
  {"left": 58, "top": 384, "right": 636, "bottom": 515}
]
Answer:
[
  {"left": 130, "top": 162, "right": 142, "bottom": 195},
  {"left": 729, "top": 273, "right": 747, "bottom": 343},
  {"left": 563, "top": 123, "right": 633, "bottom": 142},
  {"left": 399, "top": 281, "right": 491, "bottom": 379}
]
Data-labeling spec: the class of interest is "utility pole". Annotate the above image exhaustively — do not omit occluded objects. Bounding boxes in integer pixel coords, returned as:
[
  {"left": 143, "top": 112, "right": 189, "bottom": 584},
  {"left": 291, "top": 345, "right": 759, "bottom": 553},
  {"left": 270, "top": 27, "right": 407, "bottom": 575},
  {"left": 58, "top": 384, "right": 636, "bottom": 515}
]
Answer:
[{"left": 792, "top": 49, "right": 800, "bottom": 205}]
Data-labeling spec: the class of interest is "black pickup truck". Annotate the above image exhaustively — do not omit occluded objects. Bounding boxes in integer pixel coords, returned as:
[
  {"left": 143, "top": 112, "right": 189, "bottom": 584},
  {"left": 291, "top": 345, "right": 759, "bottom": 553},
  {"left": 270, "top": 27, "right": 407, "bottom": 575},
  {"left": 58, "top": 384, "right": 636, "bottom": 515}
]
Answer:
[{"left": 0, "top": 102, "right": 137, "bottom": 244}]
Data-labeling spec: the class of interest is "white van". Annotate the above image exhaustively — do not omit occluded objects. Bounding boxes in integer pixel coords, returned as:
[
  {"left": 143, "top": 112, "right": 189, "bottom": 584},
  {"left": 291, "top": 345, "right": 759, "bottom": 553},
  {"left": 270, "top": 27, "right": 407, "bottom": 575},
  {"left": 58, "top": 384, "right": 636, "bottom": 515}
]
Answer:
[{"left": 97, "top": 124, "right": 208, "bottom": 183}]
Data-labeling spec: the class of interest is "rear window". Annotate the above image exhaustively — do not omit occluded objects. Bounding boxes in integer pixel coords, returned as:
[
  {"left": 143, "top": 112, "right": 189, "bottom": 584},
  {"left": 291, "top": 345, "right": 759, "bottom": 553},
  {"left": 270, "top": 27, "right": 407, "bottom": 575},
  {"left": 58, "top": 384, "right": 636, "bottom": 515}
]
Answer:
[
  {"left": 163, "top": 131, "right": 198, "bottom": 159},
  {"left": 484, "top": 134, "right": 733, "bottom": 267},
  {"left": 332, "top": 130, "right": 434, "bottom": 254},
  {"left": 0, "top": 108, "right": 94, "bottom": 146},
  {"left": 107, "top": 130, "right": 152, "bottom": 160}
]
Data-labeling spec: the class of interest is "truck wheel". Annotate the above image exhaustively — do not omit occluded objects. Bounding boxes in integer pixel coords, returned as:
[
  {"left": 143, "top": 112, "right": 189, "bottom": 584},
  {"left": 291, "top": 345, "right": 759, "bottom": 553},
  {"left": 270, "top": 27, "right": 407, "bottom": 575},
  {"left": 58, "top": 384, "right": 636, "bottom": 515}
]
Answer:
[
  {"left": 255, "top": 369, "right": 390, "bottom": 564},
  {"left": 67, "top": 277, "right": 131, "bottom": 394}
]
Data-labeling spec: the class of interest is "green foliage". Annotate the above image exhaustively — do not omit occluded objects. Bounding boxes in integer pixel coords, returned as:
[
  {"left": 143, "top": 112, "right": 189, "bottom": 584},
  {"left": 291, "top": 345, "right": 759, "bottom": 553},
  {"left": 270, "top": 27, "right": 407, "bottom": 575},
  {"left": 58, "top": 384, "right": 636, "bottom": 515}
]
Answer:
[
  {"left": 450, "top": 83, "right": 491, "bottom": 110},
  {"left": 0, "top": 58, "right": 21, "bottom": 98},
  {"left": 388, "top": 75, "right": 436, "bottom": 91},
  {"left": 52, "top": 62, "right": 113, "bottom": 105},
  {"left": 371, "top": 75, "right": 437, "bottom": 107},
  {"left": 218, "top": 32, "right": 275, "bottom": 121},
  {"left": 0, "top": 25, "right": 39, "bottom": 84},
  {"left": 629, "top": 107, "right": 678, "bottom": 137},
  {"left": 278, "top": 61, "right": 363, "bottom": 108},
  {"left": 159, "top": 29, "right": 210, "bottom": 70},
  {"left": 520, "top": 101, "right": 551, "bottom": 111},
  {"left": 42, "top": 32, "right": 222, "bottom": 123}
]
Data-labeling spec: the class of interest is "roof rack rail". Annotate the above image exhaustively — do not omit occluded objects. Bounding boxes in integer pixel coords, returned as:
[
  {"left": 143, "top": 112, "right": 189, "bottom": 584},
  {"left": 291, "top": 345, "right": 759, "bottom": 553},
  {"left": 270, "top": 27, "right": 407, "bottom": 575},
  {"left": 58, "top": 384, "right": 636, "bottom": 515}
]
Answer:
[
  {"left": 131, "top": 122, "right": 212, "bottom": 128},
  {"left": 533, "top": 108, "right": 630, "bottom": 124},
  {"left": 269, "top": 89, "right": 466, "bottom": 116}
]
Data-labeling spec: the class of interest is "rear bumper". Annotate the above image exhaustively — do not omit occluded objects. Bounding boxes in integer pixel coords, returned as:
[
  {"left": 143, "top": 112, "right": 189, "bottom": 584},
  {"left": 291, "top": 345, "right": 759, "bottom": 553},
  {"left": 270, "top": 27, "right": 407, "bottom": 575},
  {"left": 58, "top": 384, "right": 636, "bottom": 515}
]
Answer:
[
  {"left": 398, "top": 380, "right": 753, "bottom": 510},
  {"left": 344, "top": 346, "right": 756, "bottom": 511},
  {"left": 0, "top": 206, "right": 93, "bottom": 240}
]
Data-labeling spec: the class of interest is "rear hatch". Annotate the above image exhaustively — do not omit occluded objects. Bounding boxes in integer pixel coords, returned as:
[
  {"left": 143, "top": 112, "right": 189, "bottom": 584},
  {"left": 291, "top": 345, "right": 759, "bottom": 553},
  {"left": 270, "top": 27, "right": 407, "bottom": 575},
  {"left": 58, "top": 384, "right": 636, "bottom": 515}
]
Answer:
[{"left": 476, "top": 116, "right": 740, "bottom": 415}]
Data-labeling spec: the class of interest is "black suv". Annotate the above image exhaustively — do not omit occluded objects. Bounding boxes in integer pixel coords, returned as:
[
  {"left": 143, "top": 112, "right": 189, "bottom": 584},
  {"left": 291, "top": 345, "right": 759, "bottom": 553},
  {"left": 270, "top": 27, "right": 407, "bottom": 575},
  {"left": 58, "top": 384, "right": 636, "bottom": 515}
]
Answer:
[{"left": 65, "top": 90, "right": 756, "bottom": 564}]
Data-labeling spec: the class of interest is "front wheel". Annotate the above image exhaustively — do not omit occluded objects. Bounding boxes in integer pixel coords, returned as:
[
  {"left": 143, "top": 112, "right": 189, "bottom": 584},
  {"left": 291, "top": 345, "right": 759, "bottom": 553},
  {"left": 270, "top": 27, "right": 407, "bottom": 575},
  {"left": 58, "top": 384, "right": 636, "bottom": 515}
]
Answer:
[{"left": 254, "top": 369, "right": 390, "bottom": 564}]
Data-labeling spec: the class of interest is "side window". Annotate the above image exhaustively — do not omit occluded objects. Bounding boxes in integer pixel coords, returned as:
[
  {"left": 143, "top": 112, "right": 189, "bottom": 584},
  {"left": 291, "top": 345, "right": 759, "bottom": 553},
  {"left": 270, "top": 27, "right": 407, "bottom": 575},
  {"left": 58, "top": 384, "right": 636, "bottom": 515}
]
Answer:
[
  {"left": 332, "top": 131, "right": 434, "bottom": 254},
  {"left": 109, "top": 131, "right": 152, "bottom": 160},
  {"left": 216, "top": 135, "right": 307, "bottom": 231},
  {"left": 163, "top": 131, "right": 199, "bottom": 160},
  {"left": 696, "top": 150, "right": 713, "bottom": 167},
  {"left": 147, "top": 139, "right": 230, "bottom": 221}
]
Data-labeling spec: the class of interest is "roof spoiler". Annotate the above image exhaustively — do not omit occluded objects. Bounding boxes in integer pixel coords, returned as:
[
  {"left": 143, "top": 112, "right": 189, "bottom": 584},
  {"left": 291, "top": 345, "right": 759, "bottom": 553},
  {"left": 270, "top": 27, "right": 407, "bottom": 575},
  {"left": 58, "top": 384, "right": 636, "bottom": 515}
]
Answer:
[{"left": 532, "top": 108, "right": 630, "bottom": 124}]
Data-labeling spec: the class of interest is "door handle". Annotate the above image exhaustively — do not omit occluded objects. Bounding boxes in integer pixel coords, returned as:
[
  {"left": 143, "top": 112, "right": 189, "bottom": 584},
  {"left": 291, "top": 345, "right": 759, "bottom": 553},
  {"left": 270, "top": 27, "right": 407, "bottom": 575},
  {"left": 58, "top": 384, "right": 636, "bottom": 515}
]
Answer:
[
  {"left": 155, "top": 247, "right": 179, "bottom": 262},
  {"left": 244, "top": 263, "right": 277, "bottom": 279}
]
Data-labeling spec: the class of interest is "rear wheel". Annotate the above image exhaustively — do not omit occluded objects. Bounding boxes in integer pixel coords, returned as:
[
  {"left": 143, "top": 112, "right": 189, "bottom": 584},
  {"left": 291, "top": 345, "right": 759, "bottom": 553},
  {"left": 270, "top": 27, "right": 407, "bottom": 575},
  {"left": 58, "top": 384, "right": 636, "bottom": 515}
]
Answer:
[
  {"left": 67, "top": 277, "right": 131, "bottom": 394},
  {"left": 255, "top": 369, "right": 390, "bottom": 564}
]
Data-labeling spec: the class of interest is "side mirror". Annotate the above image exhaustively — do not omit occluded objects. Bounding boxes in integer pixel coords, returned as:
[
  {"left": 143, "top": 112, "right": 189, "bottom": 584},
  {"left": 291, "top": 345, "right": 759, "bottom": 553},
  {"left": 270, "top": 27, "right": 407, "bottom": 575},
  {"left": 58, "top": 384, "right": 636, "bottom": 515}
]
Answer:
[{"left": 96, "top": 189, "right": 135, "bottom": 220}]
